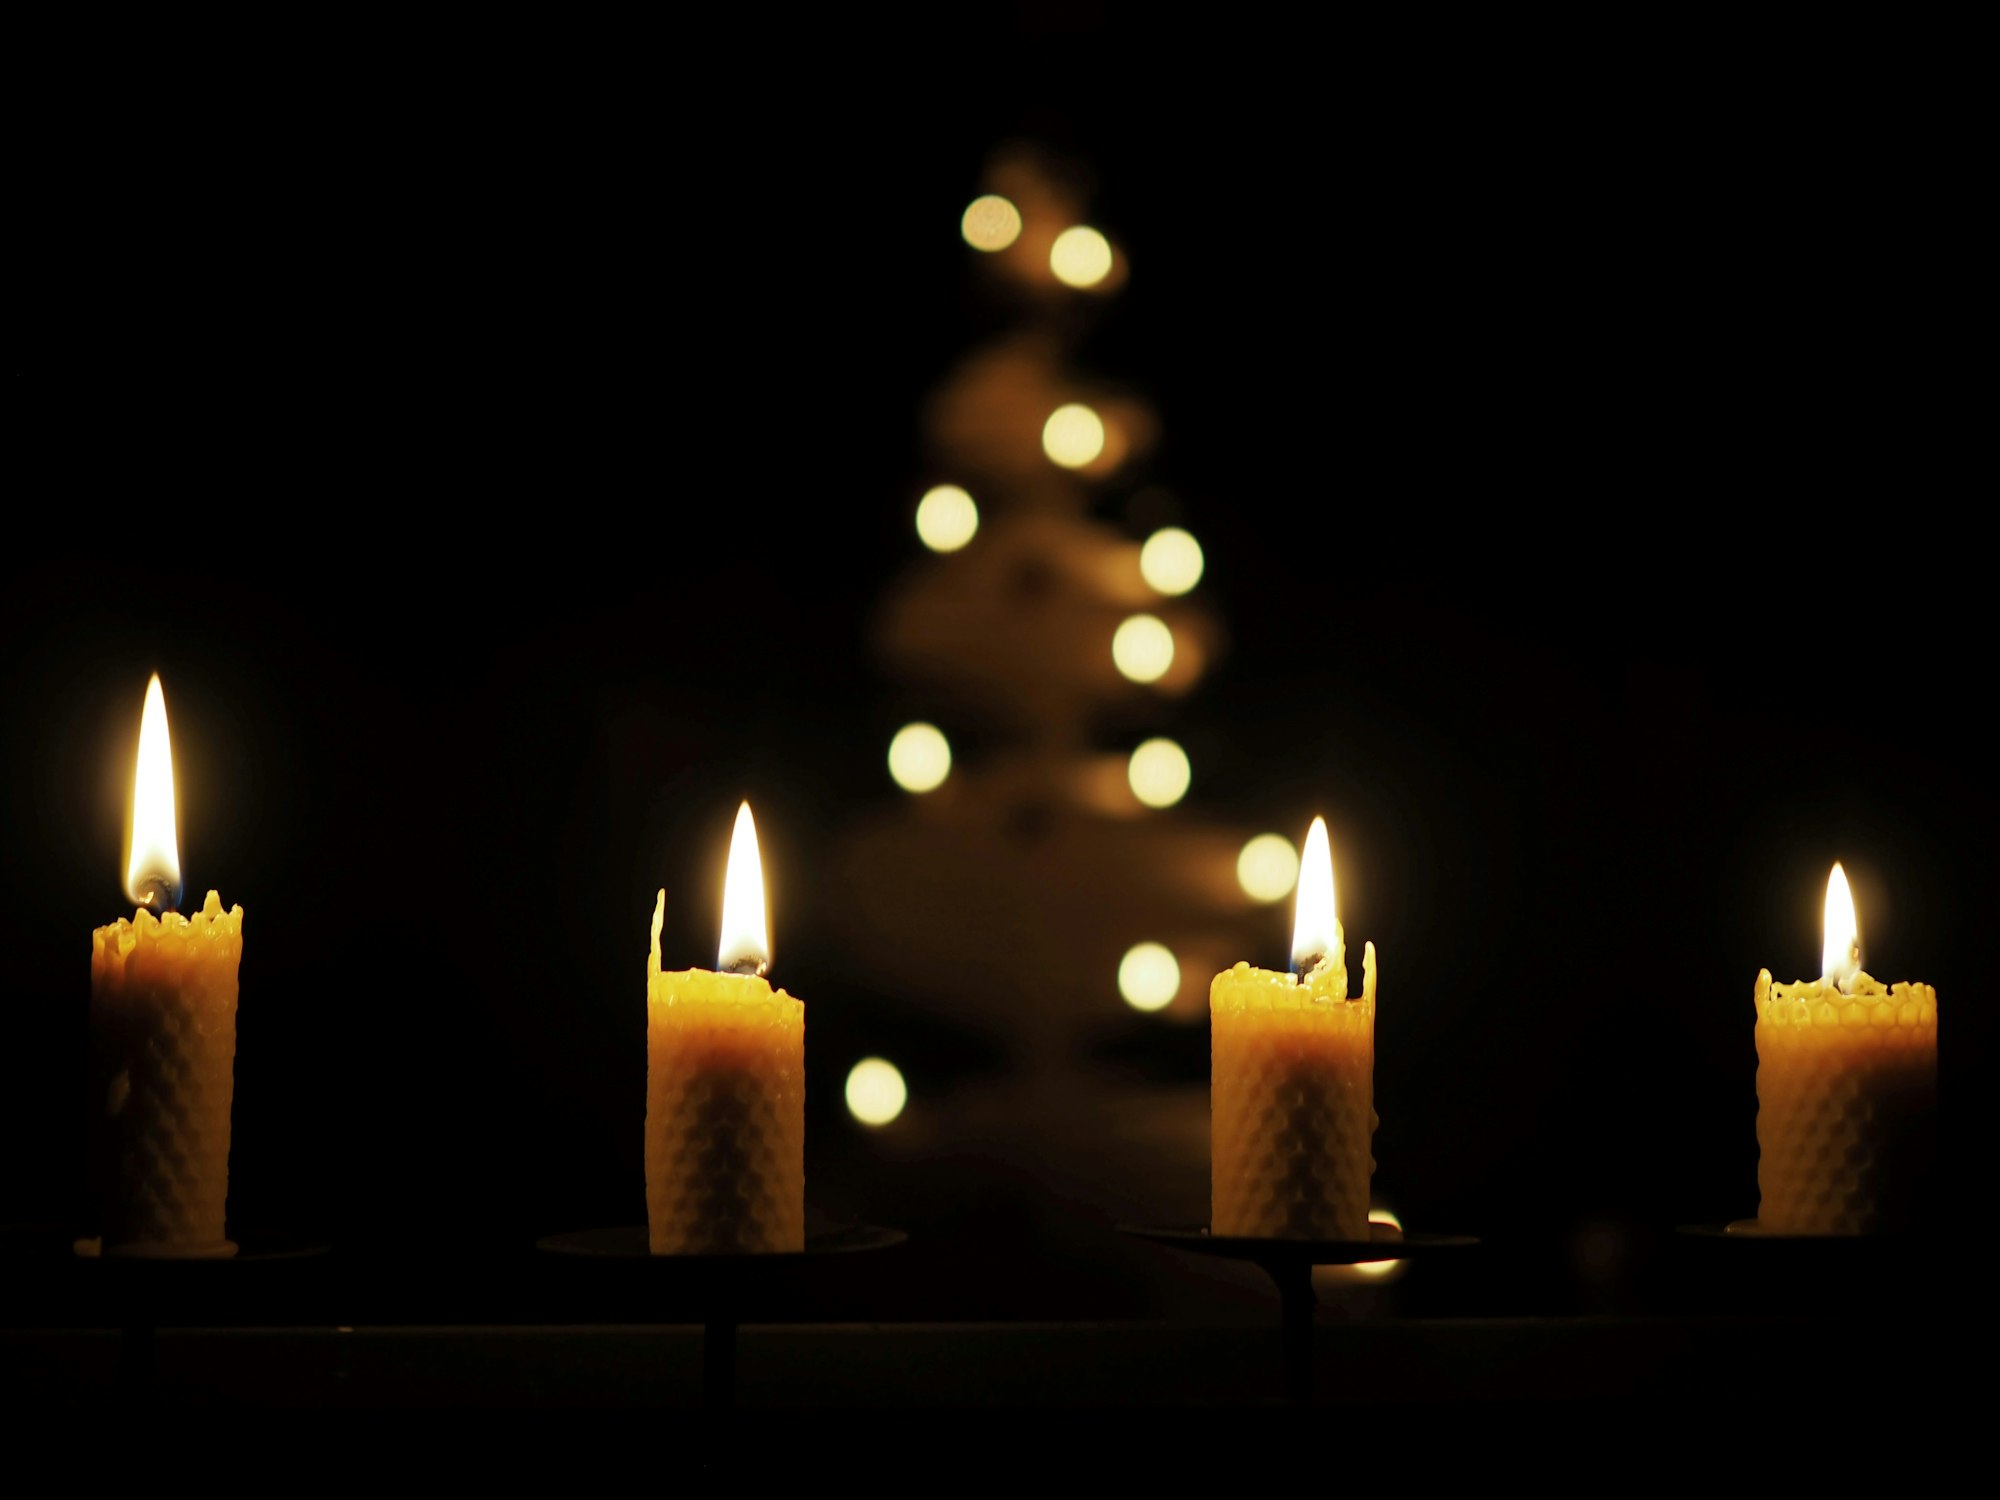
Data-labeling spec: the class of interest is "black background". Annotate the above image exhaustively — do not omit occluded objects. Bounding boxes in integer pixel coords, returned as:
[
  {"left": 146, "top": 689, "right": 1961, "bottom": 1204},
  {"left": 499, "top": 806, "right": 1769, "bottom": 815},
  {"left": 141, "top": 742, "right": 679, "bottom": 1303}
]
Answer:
[{"left": 5, "top": 11, "right": 1984, "bottom": 1324}]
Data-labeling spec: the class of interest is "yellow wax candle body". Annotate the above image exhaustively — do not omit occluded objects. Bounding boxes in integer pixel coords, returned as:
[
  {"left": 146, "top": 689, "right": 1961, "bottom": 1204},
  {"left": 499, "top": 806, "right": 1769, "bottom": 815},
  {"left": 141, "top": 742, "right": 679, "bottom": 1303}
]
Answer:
[
  {"left": 1210, "top": 936, "right": 1376, "bottom": 1240},
  {"left": 89, "top": 890, "right": 243, "bottom": 1257},
  {"left": 1754, "top": 968, "right": 1936, "bottom": 1234},
  {"left": 644, "top": 892, "right": 805, "bottom": 1254}
]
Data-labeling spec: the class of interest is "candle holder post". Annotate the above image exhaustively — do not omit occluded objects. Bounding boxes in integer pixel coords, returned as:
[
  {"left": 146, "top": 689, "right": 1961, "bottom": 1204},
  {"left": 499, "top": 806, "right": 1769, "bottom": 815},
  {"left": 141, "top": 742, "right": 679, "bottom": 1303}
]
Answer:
[
  {"left": 537, "top": 1223, "right": 905, "bottom": 1411},
  {"left": 1120, "top": 1224, "right": 1478, "bottom": 1404}
]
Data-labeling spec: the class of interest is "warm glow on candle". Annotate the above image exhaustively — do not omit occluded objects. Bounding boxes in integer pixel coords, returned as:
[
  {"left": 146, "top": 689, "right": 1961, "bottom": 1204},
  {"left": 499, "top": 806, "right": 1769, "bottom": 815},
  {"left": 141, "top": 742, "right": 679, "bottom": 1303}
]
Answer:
[
  {"left": 717, "top": 802, "right": 770, "bottom": 976},
  {"left": 1290, "top": 817, "right": 1339, "bottom": 974},
  {"left": 125, "top": 674, "right": 182, "bottom": 912},
  {"left": 1822, "top": 862, "right": 1860, "bottom": 987}
]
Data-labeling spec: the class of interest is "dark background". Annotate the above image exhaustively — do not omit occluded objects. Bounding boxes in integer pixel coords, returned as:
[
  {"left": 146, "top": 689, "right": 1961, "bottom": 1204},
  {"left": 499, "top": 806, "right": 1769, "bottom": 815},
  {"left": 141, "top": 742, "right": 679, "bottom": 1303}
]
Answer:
[{"left": 5, "top": 12, "right": 1983, "bottom": 1324}]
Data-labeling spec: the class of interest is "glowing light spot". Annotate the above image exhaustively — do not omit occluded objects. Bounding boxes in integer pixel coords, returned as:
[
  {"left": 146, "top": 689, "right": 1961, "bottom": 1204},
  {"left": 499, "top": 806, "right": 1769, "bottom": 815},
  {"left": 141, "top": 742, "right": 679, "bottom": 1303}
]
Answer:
[
  {"left": 1050, "top": 225, "right": 1113, "bottom": 287},
  {"left": 1139, "top": 527, "right": 1204, "bottom": 595},
  {"left": 1112, "top": 614, "right": 1175, "bottom": 684},
  {"left": 887, "top": 723, "right": 952, "bottom": 794},
  {"left": 1128, "top": 738, "right": 1191, "bottom": 809},
  {"left": 961, "top": 195, "right": 1022, "bottom": 252},
  {"left": 1118, "top": 942, "right": 1180, "bottom": 1012},
  {"left": 1237, "top": 834, "right": 1300, "bottom": 904},
  {"left": 915, "top": 485, "right": 979, "bottom": 553},
  {"left": 1355, "top": 1208, "right": 1405, "bottom": 1278},
  {"left": 1042, "top": 403, "right": 1105, "bottom": 469},
  {"left": 845, "top": 1057, "right": 908, "bottom": 1126}
]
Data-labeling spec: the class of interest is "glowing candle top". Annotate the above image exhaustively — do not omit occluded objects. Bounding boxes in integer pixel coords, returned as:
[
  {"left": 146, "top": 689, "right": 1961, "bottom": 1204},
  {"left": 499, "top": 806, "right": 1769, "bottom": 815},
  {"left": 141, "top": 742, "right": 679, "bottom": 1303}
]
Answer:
[{"left": 125, "top": 674, "right": 182, "bottom": 914}]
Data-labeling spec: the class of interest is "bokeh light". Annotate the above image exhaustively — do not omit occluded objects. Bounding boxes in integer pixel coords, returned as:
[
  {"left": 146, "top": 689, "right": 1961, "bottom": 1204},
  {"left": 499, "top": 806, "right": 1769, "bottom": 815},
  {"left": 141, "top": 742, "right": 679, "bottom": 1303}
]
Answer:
[
  {"left": 1042, "top": 403, "right": 1106, "bottom": 469},
  {"left": 1139, "top": 528, "right": 1204, "bottom": 595},
  {"left": 1128, "top": 738, "right": 1191, "bottom": 809},
  {"left": 1355, "top": 1208, "right": 1405, "bottom": 1278},
  {"left": 1118, "top": 942, "right": 1180, "bottom": 1011},
  {"left": 887, "top": 722, "right": 951, "bottom": 793},
  {"left": 915, "top": 485, "right": 979, "bottom": 553},
  {"left": 1050, "top": 225, "right": 1113, "bottom": 288},
  {"left": 1111, "top": 613, "right": 1174, "bottom": 684},
  {"left": 961, "top": 195, "right": 1022, "bottom": 252},
  {"left": 845, "top": 1057, "right": 908, "bottom": 1126},
  {"left": 1236, "top": 833, "right": 1300, "bottom": 903}
]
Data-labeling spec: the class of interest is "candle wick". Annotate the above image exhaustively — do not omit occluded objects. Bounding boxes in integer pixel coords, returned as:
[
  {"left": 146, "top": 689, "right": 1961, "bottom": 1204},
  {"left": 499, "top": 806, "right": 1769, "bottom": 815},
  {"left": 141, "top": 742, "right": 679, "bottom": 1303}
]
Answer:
[
  {"left": 133, "top": 876, "right": 180, "bottom": 918},
  {"left": 1293, "top": 952, "right": 1327, "bottom": 981},
  {"left": 719, "top": 954, "right": 769, "bottom": 979}
]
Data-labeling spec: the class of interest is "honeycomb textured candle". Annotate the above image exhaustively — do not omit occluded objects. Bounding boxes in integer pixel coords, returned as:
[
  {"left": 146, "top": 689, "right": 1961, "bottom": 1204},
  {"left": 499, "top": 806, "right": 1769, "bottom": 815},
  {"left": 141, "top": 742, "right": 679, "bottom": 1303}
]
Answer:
[
  {"left": 644, "top": 891, "right": 805, "bottom": 1254},
  {"left": 1211, "top": 935, "right": 1376, "bottom": 1240},
  {"left": 1754, "top": 968, "right": 1936, "bottom": 1234},
  {"left": 89, "top": 890, "right": 243, "bottom": 1257}
]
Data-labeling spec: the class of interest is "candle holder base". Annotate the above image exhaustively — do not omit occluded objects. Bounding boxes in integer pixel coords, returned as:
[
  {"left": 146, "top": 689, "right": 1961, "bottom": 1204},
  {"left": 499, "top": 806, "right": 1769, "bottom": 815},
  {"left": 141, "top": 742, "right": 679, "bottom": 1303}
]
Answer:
[
  {"left": 0, "top": 1225, "right": 333, "bottom": 1405},
  {"left": 536, "top": 1223, "right": 906, "bottom": 1410},
  {"left": 1119, "top": 1223, "right": 1478, "bottom": 1405},
  {"left": 75, "top": 1237, "right": 239, "bottom": 1259},
  {"left": 1678, "top": 1219, "right": 1913, "bottom": 1240},
  {"left": 1672, "top": 1220, "right": 1939, "bottom": 1316}
]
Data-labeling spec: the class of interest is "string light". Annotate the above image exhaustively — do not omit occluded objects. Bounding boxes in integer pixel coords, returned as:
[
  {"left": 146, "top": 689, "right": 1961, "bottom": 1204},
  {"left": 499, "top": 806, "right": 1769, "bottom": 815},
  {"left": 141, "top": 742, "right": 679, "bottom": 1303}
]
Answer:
[
  {"left": 845, "top": 1058, "right": 908, "bottom": 1125},
  {"left": 1237, "top": 834, "right": 1300, "bottom": 903},
  {"left": 961, "top": 195, "right": 1022, "bottom": 252},
  {"left": 1128, "top": 738, "right": 1191, "bottom": 808},
  {"left": 887, "top": 723, "right": 951, "bottom": 793},
  {"left": 1112, "top": 614, "right": 1174, "bottom": 684},
  {"left": 915, "top": 485, "right": 979, "bottom": 552},
  {"left": 1042, "top": 404, "right": 1106, "bottom": 469},
  {"left": 1118, "top": 942, "right": 1180, "bottom": 1011},
  {"left": 1139, "top": 528, "right": 1204, "bottom": 594},
  {"left": 1050, "top": 226, "right": 1113, "bottom": 287}
]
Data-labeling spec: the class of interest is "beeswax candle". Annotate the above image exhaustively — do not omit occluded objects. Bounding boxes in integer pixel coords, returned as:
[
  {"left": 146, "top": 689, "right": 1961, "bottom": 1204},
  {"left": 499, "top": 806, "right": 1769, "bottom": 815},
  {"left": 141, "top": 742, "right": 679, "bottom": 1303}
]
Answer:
[
  {"left": 89, "top": 676, "right": 242, "bottom": 1258},
  {"left": 644, "top": 804, "right": 805, "bottom": 1254},
  {"left": 1753, "top": 863, "right": 1936, "bottom": 1234},
  {"left": 1211, "top": 817, "right": 1376, "bottom": 1240}
]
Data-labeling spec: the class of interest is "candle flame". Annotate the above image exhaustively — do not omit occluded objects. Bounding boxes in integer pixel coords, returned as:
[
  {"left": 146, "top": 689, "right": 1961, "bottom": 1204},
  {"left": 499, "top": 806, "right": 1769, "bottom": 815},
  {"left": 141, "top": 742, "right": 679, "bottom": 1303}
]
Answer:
[
  {"left": 124, "top": 674, "right": 182, "bottom": 912},
  {"left": 1822, "top": 861, "right": 1861, "bottom": 987},
  {"left": 717, "top": 802, "right": 770, "bottom": 976},
  {"left": 1290, "top": 816, "right": 1340, "bottom": 975}
]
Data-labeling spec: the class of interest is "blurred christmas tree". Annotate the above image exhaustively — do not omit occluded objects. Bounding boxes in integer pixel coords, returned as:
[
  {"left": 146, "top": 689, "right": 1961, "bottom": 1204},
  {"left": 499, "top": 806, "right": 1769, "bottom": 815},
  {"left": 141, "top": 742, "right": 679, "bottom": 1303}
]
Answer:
[{"left": 831, "top": 145, "right": 1305, "bottom": 1239}]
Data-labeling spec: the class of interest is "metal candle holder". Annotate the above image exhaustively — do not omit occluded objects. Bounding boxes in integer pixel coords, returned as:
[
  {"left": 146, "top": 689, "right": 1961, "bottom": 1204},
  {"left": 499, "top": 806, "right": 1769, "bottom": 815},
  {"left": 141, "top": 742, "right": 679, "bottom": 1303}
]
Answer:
[
  {"left": 536, "top": 1223, "right": 906, "bottom": 1409},
  {"left": 1120, "top": 1223, "right": 1478, "bottom": 1403},
  {"left": 3, "top": 1226, "right": 334, "bottom": 1404}
]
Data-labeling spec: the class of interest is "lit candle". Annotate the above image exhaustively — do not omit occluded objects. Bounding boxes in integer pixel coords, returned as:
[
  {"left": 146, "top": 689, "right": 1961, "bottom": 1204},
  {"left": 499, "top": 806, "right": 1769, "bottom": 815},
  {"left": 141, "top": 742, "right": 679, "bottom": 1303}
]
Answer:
[
  {"left": 1752, "top": 862, "right": 1937, "bottom": 1234},
  {"left": 644, "top": 803, "right": 806, "bottom": 1254},
  {"left": 88, "top": 675, "right": 244, "bottom": 1258},
  {"left": 1210, "top": 817, "right": 1376, "bottom": 1239}
]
